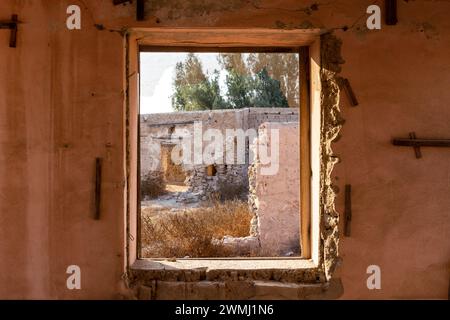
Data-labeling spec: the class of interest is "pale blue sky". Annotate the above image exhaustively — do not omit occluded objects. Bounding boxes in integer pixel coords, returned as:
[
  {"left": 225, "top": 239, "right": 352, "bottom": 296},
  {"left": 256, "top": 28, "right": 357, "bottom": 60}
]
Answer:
[{"left": 139, "top": 52, "right": 223, "bottom": 114}]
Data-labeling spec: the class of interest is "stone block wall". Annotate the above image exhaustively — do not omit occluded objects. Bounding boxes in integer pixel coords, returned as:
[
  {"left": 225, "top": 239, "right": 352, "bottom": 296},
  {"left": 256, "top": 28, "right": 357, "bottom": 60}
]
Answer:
[
  {"left": 186, "top": 164, "right": 248, "bottom": 199},
  {"left": 140, "top": 108, "right": 299, "bottom": 199},
  {"left": 247, "top": 108, "right": 299, "bottom": 130}
]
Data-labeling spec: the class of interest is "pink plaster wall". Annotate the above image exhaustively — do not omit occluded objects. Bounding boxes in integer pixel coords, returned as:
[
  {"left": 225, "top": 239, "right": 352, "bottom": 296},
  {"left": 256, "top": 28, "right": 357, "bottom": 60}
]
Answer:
[
  {"left": 0, "top": 0, "right": 448, "bottom": 299},
  {"left": 252, "top": 122, "right": 300, "bottom": 256}
]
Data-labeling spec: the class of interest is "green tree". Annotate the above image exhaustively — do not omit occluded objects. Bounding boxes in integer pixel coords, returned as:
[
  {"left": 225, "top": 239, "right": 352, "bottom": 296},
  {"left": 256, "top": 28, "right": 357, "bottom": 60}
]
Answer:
[
  {"left": 172, "top": 53, "right": 292, "bottom": 111},
  {"left": 187, "top": 71, "right": 226, "bottom": 111},
  {"left": 218, "top": 53, "right": 249, "bottom": 75},
  {"left": 183, "top": 53, "right": 207, "bottom": 84},
  {"left": 225, "top": 70, "right": 253, "bottom": 109},
  {"left": 172, "top": 61, "right": 189, "bottom": 111},
  {"left": 248, "top": 53, "right": 299, "bottom": 107},
  {"left": 172, "top": 55, "right": 226, "bottom": 111},
  {"left": 252, "top": 68, "right": 289, "bottom": 108}
]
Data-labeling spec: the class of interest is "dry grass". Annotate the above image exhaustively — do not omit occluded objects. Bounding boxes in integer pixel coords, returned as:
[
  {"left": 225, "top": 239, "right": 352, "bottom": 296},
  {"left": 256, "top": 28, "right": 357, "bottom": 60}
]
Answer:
[
  {"left": 140, "top": 173, "right": 166, "bottom": 199},
  {"left": 141, "top": 200, "right": 252, "bottom": 258},
  {"left": 214, "top": 180, "right": 248, "bottom": 202}
]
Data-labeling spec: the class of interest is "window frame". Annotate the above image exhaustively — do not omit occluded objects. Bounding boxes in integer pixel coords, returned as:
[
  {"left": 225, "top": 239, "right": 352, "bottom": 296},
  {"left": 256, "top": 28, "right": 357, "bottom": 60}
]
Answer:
[{"left": 124, "top": 28, "right": 332, "bottom": 283}]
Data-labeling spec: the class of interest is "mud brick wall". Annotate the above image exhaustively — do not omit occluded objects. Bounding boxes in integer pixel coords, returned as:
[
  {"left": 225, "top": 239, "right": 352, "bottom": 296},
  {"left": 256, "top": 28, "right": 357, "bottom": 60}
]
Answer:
[{"left": 139, "top": 108, "right": 299, "bottom": 198}]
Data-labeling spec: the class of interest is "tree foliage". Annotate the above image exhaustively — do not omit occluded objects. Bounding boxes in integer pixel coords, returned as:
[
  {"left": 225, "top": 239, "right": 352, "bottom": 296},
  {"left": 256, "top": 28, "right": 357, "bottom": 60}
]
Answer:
[
  {"left": 252, "top": 69, "right": 289, "bottom": 108},
  {"left": 224, "top": 70, "right": 253, "bottom": 109},
  {"left": 172, "top": 52, "right": 296, "bottom": 111},
  {"left": 172, "top": 54, "right": 226, "bottom": 111},
  {"left": 247, "top": 53, "right": 299, "bottom": 108}
]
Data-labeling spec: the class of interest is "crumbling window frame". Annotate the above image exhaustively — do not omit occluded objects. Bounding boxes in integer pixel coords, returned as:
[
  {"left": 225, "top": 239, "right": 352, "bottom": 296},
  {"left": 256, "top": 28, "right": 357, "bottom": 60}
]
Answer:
[{"left": 124, "top": 28, "right": 340, "bottom": 284}]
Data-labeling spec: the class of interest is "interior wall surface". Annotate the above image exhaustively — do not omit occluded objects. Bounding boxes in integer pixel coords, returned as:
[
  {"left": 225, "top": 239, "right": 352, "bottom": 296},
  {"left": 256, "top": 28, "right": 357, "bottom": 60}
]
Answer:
[{"left": 0, "top": 0, "right": 449, "bottom": 299}]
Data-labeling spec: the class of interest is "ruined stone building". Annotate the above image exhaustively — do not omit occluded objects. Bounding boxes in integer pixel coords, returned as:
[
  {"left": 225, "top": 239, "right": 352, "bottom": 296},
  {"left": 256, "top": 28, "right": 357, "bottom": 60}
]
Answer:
[
  {"left": 140, "top": 108, "right": 298, "bottom": 198},
  {"left": 0, "top": 0, "right": 449, "bottom": 301},
  {"left": 140, "top": 108, "right": 300, "bottom": 256}
]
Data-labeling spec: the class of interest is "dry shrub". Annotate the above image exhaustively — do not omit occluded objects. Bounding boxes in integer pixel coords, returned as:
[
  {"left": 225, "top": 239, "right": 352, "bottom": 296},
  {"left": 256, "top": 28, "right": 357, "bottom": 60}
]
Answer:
[
  {"left": 140, "top": 173, "right": 166, "bottom": 199},
  {"left": 141, "top": 200, "right": 252, "bottom": 258},
  {"left": 215, "top": 180, "right": 248, "bottom": 201}
]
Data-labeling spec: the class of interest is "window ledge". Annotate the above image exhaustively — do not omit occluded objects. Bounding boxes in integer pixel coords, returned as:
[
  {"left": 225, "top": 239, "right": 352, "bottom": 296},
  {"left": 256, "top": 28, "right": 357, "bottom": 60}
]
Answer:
[
  {"left": 130, "top": 258, "right": 324, "bottom": 284},
  {"left": 129, "top": 259, "right": 343, "bottom": 300}
]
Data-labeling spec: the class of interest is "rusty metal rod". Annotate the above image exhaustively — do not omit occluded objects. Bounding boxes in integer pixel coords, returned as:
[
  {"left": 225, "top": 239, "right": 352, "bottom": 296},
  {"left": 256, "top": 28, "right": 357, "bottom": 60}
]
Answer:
[
  {"left": 392, "top": 138, "right": 450, "bottom": 148},
  {"left": 385, "top": 0, "right": 398, "bottom": 25},
  {"left": 94, "top": 158, "right": 102, "bottom": 220},
  {"left": 342, "top": 78, "right": 359, "bottom": 107},
  {"left": 113, "top": 0, "right": 132, "bottom": 5},
  {"left": 344, "top": 184, "right": 352, "bottom": 237},
  {"left": 137, "top": 0, "right": 145, "bottom": 20},
  {"left": 0, "top": 14, "right": 18, "bottom": 48}
]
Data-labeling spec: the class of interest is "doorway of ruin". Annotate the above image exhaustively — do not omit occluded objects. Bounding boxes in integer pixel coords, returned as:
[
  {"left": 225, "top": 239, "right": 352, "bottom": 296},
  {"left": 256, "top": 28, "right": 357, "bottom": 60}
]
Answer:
[{"left": 160, "top": 143, "right": 188, "bottom": 192}]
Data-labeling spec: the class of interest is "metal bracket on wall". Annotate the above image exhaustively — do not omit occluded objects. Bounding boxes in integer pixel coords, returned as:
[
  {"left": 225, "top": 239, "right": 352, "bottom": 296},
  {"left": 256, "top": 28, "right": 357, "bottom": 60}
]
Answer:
[
  {"left": 94, "top": 158, "right": 102, "bottom": 220},
  {"left": 385, "top": 0, "right": 398, "bottom": 25},
  {"left": 344, "top": 185, "right": 352, "bottom": 237},
  {"left": 0, "top": 14, "right": 18, "bottom": 48},
  {"left": 392, "top": 132, "right": 450, "bottom": 159},
  {"left": 113, "top": 0, "right": 132, "bottom": 4},
  {"left": 341, "top": 78, "right": 359, "bottom": 107},
  {"left": 136, "top": 0, "right": 145, "bottom": 21}
]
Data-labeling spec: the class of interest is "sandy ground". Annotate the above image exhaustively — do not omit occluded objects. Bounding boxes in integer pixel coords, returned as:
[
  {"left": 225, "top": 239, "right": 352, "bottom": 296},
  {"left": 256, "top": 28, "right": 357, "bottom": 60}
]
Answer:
[{"left": 141, "top": 184, "right": 203, "bottom": 214}]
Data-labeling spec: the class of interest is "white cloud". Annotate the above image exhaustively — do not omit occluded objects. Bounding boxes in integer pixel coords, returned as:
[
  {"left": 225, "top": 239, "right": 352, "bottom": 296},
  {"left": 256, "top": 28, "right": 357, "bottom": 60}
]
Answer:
[
  {"left": 140, "top": 66, "right": 175, "bottom": 114},
  {"left": 139, "top": 52, "right": 224, "bottom": 114}
]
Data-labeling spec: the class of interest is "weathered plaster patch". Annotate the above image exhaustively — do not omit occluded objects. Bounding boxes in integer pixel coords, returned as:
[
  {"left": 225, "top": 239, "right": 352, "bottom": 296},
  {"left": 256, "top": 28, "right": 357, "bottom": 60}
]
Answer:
[
  {"left": 147, "top": 0, "right": 248, "bottom": 21},
  {"left": 319, "top": 33, "right": 345, "bottom": 280},
  {"left": 413, "top": 22, "right": 439, "bottom": 39},
  {"left": 274, "top": 20, "right": 318, "bottom": 30}
]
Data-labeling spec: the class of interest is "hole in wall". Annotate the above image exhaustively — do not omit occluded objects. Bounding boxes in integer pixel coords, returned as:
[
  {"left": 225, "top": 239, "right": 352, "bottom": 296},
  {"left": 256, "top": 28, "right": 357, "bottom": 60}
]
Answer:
[{"left": 206, "top": 164, "right": 217, "bottom": 177}]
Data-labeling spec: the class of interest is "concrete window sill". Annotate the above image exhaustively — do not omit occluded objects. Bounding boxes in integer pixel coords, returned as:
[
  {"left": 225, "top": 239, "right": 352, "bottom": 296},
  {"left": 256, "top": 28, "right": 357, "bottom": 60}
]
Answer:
[
  {"left": 130, "top": 258, "right": 323, "bottom": 283},
  {"left": 129, "top": 259, "right": 343, "bottom": 300}
]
